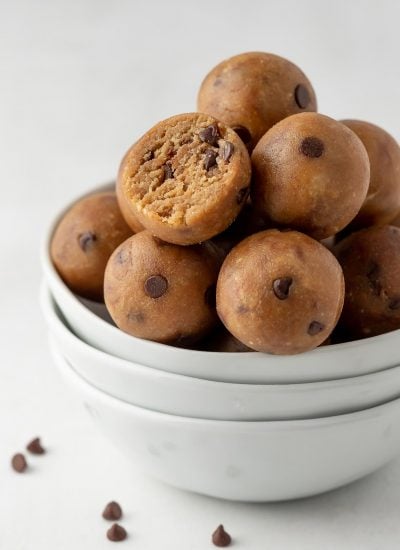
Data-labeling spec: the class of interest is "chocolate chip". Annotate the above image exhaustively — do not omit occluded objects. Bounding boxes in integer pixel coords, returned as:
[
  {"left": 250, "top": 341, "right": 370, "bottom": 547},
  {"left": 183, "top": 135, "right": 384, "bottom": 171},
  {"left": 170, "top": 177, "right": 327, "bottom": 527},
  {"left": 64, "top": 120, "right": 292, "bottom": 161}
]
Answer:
[
  {"left": 273, "top": 277, "right": 293, "bottom": 300},
  {"left": 294, "top": 84, "right": 310, "bottom": 109},
  {"left": 11, "top": 453, "right": 27, "bottom": 473},
  {"left": 106, "top": 523, "right": 127, "bottom": 542},
  {"left": 163, "top": 162, "right": 174, "bottom": 180},
  {"left": 78, "top": 231, "right": 97, "bottom": 251},
  {"left": 26, "top": 437, "right": 45, "bottom": 455},
  {"left": 300, "top": 137, "right": 324, "bottom": 158},
  {"left": 236, "top": 187, "right": 249, "bottom": 204},
  {"left": 308, "top": 321, "right": 325, "bottom": 336},
  {"left": 144, "top": 275, "right": 168, "bottom": 298},
  {"left": 237, "top": 304, "right": 249, "bottom": 314},
  {"left": 204, "top": 149, "right": 218, "bottom": 171},
  {"left": 103, "top": 501, "right": 122, "bottom": 521},
  {"left": 143, "top": 150, "right": 154, "bottom": 161},
  {"left": 212, "top": 525, "right": 232, "bottom": 547},
  {"left": 232, "top": 125, "right": 251, "bottom": 146},
  {"left": 367, "top": 263, "right": 382, "bottom": 296},
  {"left": 219, "top": 141, "right": 234, "bottom": 162},
  {"left": 199, "top": 123, "right": 220, "bottom": 146},
  {"left": 389, "top": 298, "right": 400, "bottom": 310},
  {"left": 205, "top": 284, "right": 216, "bottom": 308}
]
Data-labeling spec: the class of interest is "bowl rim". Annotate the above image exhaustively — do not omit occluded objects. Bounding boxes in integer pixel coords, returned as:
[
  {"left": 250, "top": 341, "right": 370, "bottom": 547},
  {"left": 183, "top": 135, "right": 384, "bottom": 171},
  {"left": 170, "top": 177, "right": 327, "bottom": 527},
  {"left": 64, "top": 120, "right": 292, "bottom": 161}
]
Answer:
[
  {"left": 41, "top": 282, "right": 400, "bottom": 391},
  {"left": 50, "top": 334, "right": 400, "bottom": 430},
  {"left": 41, "top": 181, "right": 400, "bottom": 361}
]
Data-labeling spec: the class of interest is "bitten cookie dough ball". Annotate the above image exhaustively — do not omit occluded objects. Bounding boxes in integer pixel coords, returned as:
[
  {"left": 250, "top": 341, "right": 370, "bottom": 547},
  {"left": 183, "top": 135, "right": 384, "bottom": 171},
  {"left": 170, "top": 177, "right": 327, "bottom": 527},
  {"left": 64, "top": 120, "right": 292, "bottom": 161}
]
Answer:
[
  {"left": 216, "top": 230, "right": 344, "bottom": 354},
  {"left": 197, "top": 52, "right": 317, "bottom": 151},
  {"left": 335, "top": 225, "right": 400, "bottom": 338},
  {"left": 341, "top": 120, "right": 400, "bottom": 229},
  {"left": 51, "top": 191, "right": 132, "bottom": 301},
  {"left": 252, "top": 113, "right": 370, "bottom": 239},
  {"left": 117, "top": 113, "right": 251, "bottom": 245},
  {"left": 104, "top": 231, "right": 219, "bottom": 344}
]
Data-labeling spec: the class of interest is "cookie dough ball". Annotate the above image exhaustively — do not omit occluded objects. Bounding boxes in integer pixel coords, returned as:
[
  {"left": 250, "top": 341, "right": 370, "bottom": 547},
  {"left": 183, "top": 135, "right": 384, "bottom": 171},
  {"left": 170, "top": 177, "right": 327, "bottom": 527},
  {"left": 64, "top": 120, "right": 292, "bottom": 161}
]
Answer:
[
  {"left": 117, "top": 113, "right": 251, "bottom": 245},
  {"left": 252, "top": 113, "right": 370, "bottom": 239},
  {"left": 335, "top": 225, "right": 400, "bottom": 338},
  {"left": 216, "top": 230, "right": 344, "bottom": 354},
  {"left": 197, "top": 52, "right": 317, "bottom": 151},
  {"left": 51, "top": 191, "right": 132, "bottom": 301},
  {"left": 104, "top": 231, "right": 219, "bottom": 344},
  {"left": 341, "top": 120, "right": 400, "bottom": 229}
]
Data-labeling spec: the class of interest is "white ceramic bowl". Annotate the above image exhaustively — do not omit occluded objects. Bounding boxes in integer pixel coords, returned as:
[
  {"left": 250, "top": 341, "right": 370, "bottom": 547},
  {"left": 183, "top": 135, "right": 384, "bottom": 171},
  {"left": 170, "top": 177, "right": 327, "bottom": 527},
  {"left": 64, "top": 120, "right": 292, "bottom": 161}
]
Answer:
[
  {"left": 50, "top": 339, "right": 400, "bottom": 502},
  {"left": 42, "top": 285, "right": 400, "bottom": 421},
  {"left": 41, "top": 183, "right": 400, "bottom": 384}
]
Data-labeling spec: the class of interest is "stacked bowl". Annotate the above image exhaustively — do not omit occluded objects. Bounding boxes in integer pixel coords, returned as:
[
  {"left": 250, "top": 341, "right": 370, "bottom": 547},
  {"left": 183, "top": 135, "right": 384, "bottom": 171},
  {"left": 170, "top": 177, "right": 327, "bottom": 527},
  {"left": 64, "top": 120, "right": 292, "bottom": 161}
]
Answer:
[{"left": 41, "top": 186, "right": 400, "bottom": 502}]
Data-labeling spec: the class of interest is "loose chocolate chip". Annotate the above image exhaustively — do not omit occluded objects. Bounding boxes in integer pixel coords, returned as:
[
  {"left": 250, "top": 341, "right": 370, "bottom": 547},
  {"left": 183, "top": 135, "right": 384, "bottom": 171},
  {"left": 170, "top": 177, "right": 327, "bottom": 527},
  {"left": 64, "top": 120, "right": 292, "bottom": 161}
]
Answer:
[
  {"left": 106, "top": 523, "right": 127, "bottom": 542},
  {"left": 232, "top": 125, "right": 252, "bottom": 145},
  {"left": 26, "top": 437, "right": 45, "bottom": 455},
  {"left": 389, "top": 298, "right": 400, "bottom": 310},
  {"left": 103, "top": 501, "right": 122, "bottom": 521},
  {"left": 163, "top": 162, "right": 174, "bottom": 180},
  {"left": 11, "top": 453, "right": 27, "bottom": 473},
  {"left": 273, "top": 277, "right": 293, "bottom": 300},
  {"left": 144, "top": 275, "right": 168, "bottom": 298},
  {"left": 199, "top": 123, "right": 220, "bottom": 146},
  {"left": 236, "top": 187, "right": 249, "bottom": 205},
  {"left": 204, "top": 149, "right": 218, "bottom": 171},
  {"left": 219, "top": 141, "right": 234, "bottom": 162},
  {"left": 308, "top": 321, "right": 325, "bottom": 336},
  {"left": 143, "top": 150, "right": 154, "bottom": 161},
  {"left": 78, "top": 231, "right": 97, "bottom": 251},
  {"left": 294, "top": 84, "right": 310, "bottom": 109},
  {"left": 300, "top": 137, "right": 324, "bottom": 158},
  {"left": 205, "top": 284, "right": 216, "bottom": 308},
  {"left": 212, "top": 525, "right": 232, "bottom": 547}
]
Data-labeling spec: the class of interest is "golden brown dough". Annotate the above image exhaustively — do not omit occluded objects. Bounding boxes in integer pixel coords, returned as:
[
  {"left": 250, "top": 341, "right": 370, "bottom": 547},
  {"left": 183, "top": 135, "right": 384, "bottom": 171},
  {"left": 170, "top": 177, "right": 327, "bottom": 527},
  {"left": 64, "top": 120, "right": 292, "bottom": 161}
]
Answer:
[
  {"left": 104, "top": 231, "right": 219, "bottom": 344},
  {"left": 51, "top": 192, "right": 132, "bottom": 301},
  {"left": 197, "top": 52, "right": 317, "bottom": 151},
  {"left": 117, "top": 113, "right": 251, "bottom": 245},
  {"left": 216, "top": 230, "right": 344, "bottom": 354},
  {"left": 341, "top": 120, "right": 400, "bottom": 229},
  {"left": 251, "top": 113, "right": 370, "bottom": 239},
  {"left": 335, "top": 225, "right": 400, "bottom": 338}
]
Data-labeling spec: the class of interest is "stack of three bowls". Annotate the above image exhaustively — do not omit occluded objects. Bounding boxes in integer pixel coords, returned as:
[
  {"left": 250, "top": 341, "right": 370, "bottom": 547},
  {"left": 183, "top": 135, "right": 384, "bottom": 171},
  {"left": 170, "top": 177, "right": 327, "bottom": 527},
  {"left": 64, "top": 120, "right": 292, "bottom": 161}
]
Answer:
[{"left": 41, "top": 192, "right": 400, "bottom": 502}]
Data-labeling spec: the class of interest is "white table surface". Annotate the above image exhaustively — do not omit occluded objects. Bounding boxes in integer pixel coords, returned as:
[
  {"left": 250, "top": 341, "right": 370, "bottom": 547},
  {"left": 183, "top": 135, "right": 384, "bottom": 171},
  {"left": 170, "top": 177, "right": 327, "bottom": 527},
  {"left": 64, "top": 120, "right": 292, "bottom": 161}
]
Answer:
[{"left": 1, "top": 0, "right": 400, "bottom": 548}]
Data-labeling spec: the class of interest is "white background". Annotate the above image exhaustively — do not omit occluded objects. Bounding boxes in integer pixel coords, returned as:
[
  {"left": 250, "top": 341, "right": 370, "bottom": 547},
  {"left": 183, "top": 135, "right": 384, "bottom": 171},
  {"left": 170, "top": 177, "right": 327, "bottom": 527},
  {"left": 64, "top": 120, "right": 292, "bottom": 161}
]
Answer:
[{"left": 1, "top": 0, "right": 400, "bottom": 548}]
